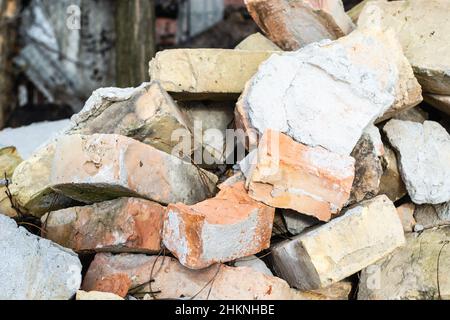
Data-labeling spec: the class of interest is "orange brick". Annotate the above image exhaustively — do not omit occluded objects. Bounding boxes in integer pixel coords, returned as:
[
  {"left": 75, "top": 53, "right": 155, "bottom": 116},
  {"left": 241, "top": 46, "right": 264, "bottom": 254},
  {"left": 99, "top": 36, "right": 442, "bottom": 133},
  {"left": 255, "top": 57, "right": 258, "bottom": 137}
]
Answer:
[
  {"left": 42, "top": 198, "right": 165, "bottom": 253},
  {"left": 82, "top": 253, "right": 303, "bottom": 300},
  {"left": 163, "top": 182, "right": 275, "bottom": 269},
  {"left": 247, "top": 130, "right": 355, "bottom": 221}
]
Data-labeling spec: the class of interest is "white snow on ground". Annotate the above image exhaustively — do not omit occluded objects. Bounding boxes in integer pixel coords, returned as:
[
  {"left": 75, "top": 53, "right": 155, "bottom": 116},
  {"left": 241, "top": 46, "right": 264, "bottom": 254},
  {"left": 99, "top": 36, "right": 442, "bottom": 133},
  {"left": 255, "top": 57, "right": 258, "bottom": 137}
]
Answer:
[{"left": 0, "top": 119, "right": 71, "bottom": 159}]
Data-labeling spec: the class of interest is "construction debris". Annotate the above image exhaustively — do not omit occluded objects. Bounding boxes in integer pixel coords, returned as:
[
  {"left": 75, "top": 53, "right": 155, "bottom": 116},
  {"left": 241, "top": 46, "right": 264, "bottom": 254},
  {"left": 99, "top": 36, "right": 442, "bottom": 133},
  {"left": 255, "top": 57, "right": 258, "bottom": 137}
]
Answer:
[
  {"left": 358, "top": 0, "right": 450, "bottom": 95},
  {"left": 11, "top": 134, "right": 217, "bottom": 216},
  {"left": 236, "top": 25, "right": 421, "bottom": 156},
  {"left": 245, "top": 0, "right": 354, "bottom": 50},
  {"left": 163, "top": 181, "right": 274, "bottom": 269},
  {"left": 235, "top": 33, "right": 282, "bottom": 51},
  {"left": 82, "top": 253, "right": 306, "bottom": 300},
  {"left": 149, "top": 49, "right": 280, "bottom": 99},
  {"left": 384, "top": 120, "right": 450, "bottom": 204},
  {"left": 271, "top": 196, "right": 405, "bottom": 290},
  {"left": 378, "top": 144, "right": 407, "bottom": 202},
  {"left": 42, "top": 198, "right": 165, "bottom": 253},
  {"left": 358, "top": 227, "right": 450, "bottom": 300},
  {"left": 67, "top": 82, "right": 193, "bottom": 156},
  {"left": 246, "top": 130, "right": 355, "bottom": 221},
  {"left": 2, "top": 0, "right": 449, "bottom": 301},
  {"left": 0, "top": 215, "right": 82, "bottom": 300}
]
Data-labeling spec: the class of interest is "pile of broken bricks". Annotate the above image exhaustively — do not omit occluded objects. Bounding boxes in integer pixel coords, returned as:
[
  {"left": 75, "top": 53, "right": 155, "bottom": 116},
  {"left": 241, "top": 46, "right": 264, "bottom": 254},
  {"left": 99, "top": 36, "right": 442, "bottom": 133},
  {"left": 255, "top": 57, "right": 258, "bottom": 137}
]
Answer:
[{"left": 1, "top": 0, "right": 450, "bottom": 301}]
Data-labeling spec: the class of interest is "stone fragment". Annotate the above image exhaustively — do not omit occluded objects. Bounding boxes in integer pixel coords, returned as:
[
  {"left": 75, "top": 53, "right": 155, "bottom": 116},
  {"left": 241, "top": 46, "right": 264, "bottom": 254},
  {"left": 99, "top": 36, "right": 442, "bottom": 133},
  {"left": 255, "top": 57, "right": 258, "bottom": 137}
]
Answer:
[
  {"left": 396, "top": 203, "right": 416, "bottom": 233},
  {"left": 236, "top": 25, "right": 420, "bottom": 155},
  {"left": 179, "top": 100, "right": 235, "bottom": 165},
  {"left": 282, "top": 210, "right": 320, "bottom": 236},
  {"left": 347, "top": 0, "right": 370, "bottom": 22},
  {"left": 271, "top": 195, "right": 405, "bottom": 290},
  {"left": 246, "top": 130, "right": 355, "bottom": 222},
  {"left": 308, "top": 281, "right": 353, "bottom": 300},
  {"left": 358, "top": 0, "right": 450, "bottom": 95},
  {"left": 348, "top": 126, "right": 384, "bottom": 204},
  {"left": 82, "top": 253, "right": 306, "bottom": 300},
  {"left": 383, "top": 120, "right": 450, "bottom": 204},
  {"left": 414, "top": 203, "right": 450, "bottom": 229},
  {"left": 234, "top": 256, "right": 273, "bottom": 276},
  {"left": 0, "top": 215, "right": 82, "bottom": 300},
  {"left": 245, "top": 0, "right": 354, "bottom": 50},
  {"left": 0, "top": 146, "right": 22, "bottom": 178},
  {"left": 378, "top": 143, "right": 407, "bottom": 202},
  {"left": 272, "top": 211, "right": 289, "bottom": 237},
  {"left": 163, "top": 181, "right": 274, "bottom": 269},
  {"left": 76, "top": 290, "right": 124, "bottom": 301},
  {"left": 11, "top": 134, "right": 217, "bottom": 216},
  {"left": 235, "top": 32, "right": 282, "bottom": 51},
  {"left": 358, "top": 227, "right": 450, "bottom": 300},
  {"left": 10, "top": 141, "right": 78, "bottom": 216},
  {"left": 149, "top": 49, "right": 278, "bottom": 99},
  {"left": 424, "top": 94, "right": 450, "bottom": 116},
  {"left": 67, "top": 82, "right": 193, "bottom": 156},
  {"left": 42, "top": 198, "right": 165, "bottom": 253},
  {"left": 393, "top": 106, "right": 428, "bottom": 123}
]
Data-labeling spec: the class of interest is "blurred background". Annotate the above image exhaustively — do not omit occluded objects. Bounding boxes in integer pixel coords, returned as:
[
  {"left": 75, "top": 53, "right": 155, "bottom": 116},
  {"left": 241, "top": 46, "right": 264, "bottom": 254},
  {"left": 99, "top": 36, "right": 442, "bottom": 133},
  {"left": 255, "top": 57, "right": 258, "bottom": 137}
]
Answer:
[{"left": 0, "top": 0, "right": 362, "bottom": 130}]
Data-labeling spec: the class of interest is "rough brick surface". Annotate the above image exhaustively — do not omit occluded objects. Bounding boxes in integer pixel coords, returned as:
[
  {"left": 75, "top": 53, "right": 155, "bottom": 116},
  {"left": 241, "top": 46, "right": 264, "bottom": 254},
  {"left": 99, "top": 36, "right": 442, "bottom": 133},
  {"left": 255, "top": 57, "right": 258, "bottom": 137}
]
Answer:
[
  {"left": 245, "top": 0, "right": 354, "bottom": 50},
  {"left": 11, "top": 134, "right": 218, "bottom": 216},
  {"left": 43, "top": 198, "right": 165, "bottom": 253},
  {"left": 82, "top": 253, "right": 307, "bottom": 300},
  {"left": 247, "top": 130, "right": 355, "bottom": 221},
  {"left": 163, "top": 181, "right": 275, "bottom": 269}
]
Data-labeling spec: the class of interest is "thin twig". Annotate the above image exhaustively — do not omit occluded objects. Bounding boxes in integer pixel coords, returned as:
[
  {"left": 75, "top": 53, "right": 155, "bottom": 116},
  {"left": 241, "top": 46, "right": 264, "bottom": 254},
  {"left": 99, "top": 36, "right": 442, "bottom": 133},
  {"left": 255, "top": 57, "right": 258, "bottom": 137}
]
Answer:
[{"left": 437, "top": 240, "right": 449, "bottom": 300}]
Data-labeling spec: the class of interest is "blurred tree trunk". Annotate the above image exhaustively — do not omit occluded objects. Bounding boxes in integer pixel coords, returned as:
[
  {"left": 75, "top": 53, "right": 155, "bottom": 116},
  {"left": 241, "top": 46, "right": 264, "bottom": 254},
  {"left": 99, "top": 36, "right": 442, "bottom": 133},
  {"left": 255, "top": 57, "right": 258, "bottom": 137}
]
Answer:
[
  {"left": 0, "top": 0, "right": 20, "bottom": 129},
  {"left": 115, "top": 0, "right": 156, "bottom": 88}
]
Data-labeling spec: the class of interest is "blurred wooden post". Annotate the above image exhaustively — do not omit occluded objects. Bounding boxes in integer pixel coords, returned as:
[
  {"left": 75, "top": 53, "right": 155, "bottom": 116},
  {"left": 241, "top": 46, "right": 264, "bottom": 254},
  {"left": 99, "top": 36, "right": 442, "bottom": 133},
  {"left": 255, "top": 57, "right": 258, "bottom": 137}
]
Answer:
[
  {"left": 115, "top": 0, "right": 156, "bottom": 88},
  {"left": 0, "top": 0, "right": 20, "bottom": 129}
]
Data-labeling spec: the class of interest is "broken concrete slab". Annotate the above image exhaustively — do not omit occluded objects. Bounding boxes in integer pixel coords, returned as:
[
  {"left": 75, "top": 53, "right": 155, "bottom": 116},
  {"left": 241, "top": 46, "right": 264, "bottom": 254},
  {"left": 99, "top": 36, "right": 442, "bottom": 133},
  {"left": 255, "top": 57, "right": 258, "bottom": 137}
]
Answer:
[
  {"left": 82, "top": 253, "right": 306, "bottom": 300},
  {"left": 348, "top": 126, "right": 384, "bottom": 204},
  {"left": 358, "top": 0, "right": 450, "bottom": 95},
  {"left": 76, "top": 290, "right": 124, "bottom": 301},
  {"left": 67, "top": 82, "right": 193, "bottom": 156},
  {"left": 234, "top": 256, "right": 273, "bottom": 276},
  {"left": 163, "top": 181, "right": 274, "bottom": 269},
  {"left": 42, "top": 198, "right": 165, "bottom": 253},
  {"left": 0, "top": 215, "right": 82, "bottom": 300},
  {"left": 148, "top": 49, "right": 279, "bottom": 99},
  {"left": 271, "top": 195, "right": 405, "bottom": 290},
  {"left": 11, "top": 134, "right": 217, "bottom": 216},
  {"left": 246, "top": 130, "right": 355, "bottom": 222},
  {"left": 358, "top": 227, "right": 450, "bottom": 300},
  {"left": 236, "top": 25, "right": 420, "bottom": 156},
  {"left": 245, "top": 0, "right": 354, "bottom": 51},
  {"left": 424, "top": 94, "right": 450, "bottom": 116},
  {"left": 396, "top": 203, "right": 416, "bottom": 233},
  {"left": 378, "top": 143, "right": 407, "bottom": 202},
  {"left": 235, "top": 32, "right": 282, "bottom": 51},
  {"left": 384, "top": 120, "right": 450, "bottom": 205},
  {"left": 282, "top": 210, "right": 320, "bottom": 236}
]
